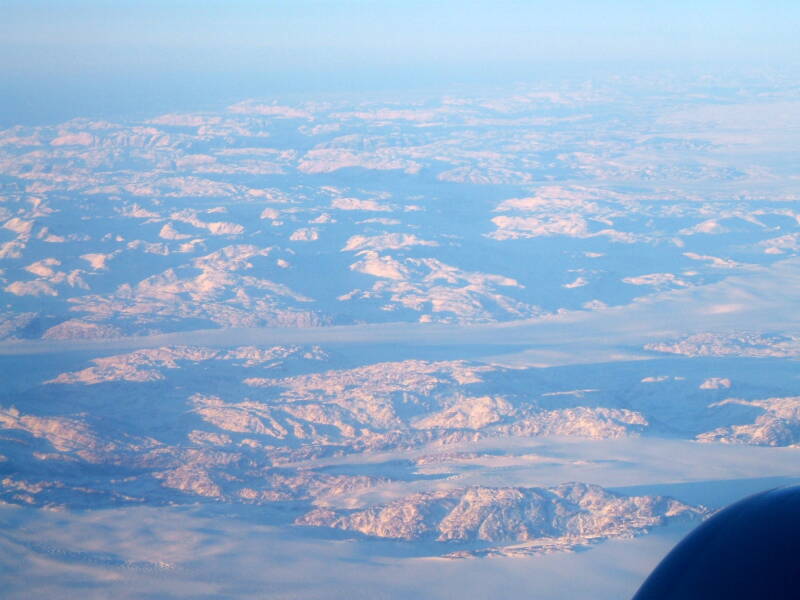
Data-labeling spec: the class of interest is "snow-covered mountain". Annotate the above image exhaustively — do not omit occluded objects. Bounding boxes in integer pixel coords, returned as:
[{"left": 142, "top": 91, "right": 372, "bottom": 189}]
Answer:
[{"left": 2, "top": 71, "right": 800, "bottom": 597}]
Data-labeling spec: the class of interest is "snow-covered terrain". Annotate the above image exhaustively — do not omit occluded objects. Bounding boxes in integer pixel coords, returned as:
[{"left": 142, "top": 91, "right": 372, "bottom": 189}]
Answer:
[{"left": 2, "top": 71, "right": 800, "bottom": 598}]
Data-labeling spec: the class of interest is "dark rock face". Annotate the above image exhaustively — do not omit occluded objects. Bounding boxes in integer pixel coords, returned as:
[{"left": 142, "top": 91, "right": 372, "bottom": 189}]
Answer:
[{"left": 632, "top": 485, "right": 800, "bottom": 600}]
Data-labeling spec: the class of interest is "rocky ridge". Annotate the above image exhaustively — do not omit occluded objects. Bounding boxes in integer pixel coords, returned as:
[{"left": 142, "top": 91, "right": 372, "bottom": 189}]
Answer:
[
  {"left": 297, "top": 482, "right": 705, "bottom": 557},
  {"left": 2, "top": 342, "right": 797, "bottom": 558}
]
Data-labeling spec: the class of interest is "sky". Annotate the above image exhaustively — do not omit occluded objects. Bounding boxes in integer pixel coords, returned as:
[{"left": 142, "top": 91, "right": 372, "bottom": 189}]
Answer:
[{"left": 1, "top": 1, "right": 799, "bottom": 125}]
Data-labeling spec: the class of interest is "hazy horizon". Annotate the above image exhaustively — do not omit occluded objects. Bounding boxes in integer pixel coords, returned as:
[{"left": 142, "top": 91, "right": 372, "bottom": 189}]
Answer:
[{"left": 2, "top": 1, "right": 799, "bottom": 126}]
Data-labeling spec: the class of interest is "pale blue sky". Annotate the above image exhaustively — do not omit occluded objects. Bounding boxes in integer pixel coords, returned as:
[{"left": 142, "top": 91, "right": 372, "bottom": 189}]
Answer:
[
  {"left": 3, "top": 1, "right": 798, "bottom": 67},
  {"left": 1, "top": 1, "right": 798, "bottom": 124}
]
